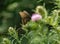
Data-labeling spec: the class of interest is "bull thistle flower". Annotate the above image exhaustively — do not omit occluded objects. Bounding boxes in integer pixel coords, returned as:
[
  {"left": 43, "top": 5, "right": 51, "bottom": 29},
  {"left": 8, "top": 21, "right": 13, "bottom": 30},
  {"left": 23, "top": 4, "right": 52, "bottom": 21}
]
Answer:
[
  {"left": 8, "top": 27, "right": 18, "bottom": 39},
  {"left": 2, "top": 38, "right": 11, "bottom": 44},
  {"left": 31, "top": 13, "right": 42, "bottom": 21},
  {"left": 35, "top": 6, "right": 47, "bottom": 19}
]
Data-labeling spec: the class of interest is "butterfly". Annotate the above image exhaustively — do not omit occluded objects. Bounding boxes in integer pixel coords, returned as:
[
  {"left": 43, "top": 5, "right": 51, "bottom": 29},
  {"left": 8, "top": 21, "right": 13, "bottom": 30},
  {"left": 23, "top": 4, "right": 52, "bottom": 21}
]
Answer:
[{"left": 19, "top": 10, "right": 31, "bottom": 25}]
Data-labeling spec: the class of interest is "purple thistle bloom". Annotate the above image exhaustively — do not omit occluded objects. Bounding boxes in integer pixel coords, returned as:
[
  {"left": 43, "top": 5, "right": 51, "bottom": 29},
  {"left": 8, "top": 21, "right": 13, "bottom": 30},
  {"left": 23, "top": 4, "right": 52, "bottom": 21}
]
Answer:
[{"left": 31, "top": 13, "right": 42, "bottom": 21}]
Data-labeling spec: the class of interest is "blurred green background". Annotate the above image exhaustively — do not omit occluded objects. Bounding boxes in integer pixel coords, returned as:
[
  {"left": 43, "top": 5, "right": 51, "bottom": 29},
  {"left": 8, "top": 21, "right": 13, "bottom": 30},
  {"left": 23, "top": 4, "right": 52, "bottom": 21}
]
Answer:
[
  {"left": 0, "top": 0, "right": 60, "bottom": 34},
  {"left": 0, "top": 0, "right": 21, "bottom": 33}
]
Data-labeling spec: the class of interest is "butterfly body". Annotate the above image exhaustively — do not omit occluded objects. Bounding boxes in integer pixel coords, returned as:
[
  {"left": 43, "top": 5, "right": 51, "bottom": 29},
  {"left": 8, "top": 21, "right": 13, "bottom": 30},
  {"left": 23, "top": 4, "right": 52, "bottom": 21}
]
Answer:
[{"left": 19, "top": 11, "right": 31, "bottom": 24}]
